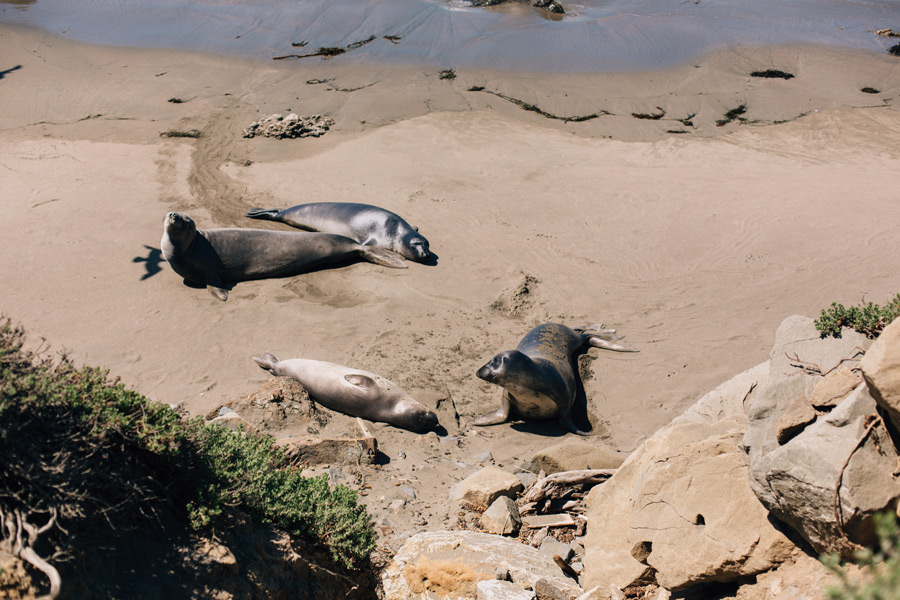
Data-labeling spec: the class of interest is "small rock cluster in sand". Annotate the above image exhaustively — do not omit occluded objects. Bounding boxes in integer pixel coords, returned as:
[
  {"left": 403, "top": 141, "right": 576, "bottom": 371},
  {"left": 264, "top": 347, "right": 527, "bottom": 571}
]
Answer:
[{"left": 241, "top": 113, "right": 334, "bottom": 139}]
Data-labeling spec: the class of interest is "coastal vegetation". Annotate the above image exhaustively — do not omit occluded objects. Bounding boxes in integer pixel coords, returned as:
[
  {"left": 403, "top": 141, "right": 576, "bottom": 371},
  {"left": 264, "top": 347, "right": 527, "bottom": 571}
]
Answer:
[
  {"left": 814, "top": 294, "right": 900, "bottom": 338},
  {"left": 823, "top": 512, "right": 900, "bottom": 600},
  {"left": 0, "top": 318, "right": 375, "bottom": 595}
]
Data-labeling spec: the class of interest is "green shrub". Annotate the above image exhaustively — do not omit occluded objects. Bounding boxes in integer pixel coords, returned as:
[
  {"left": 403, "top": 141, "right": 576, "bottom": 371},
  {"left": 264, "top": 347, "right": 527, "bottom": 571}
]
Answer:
[
  {"left": 822, "top": 511, "right": 900, "bottom": 599},
  {"left": 814, "top": 294, "right": 900, "bottom": 338},
  {"left": 0, "top": 318, "right": 375, "bottom": 585}
]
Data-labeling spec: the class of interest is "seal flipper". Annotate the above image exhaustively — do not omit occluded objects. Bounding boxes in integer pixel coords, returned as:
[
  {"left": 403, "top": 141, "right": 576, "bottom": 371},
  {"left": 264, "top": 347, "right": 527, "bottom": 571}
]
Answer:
[
  {"left": 559, "top": 405, "right": 593, "bottom": 436},
  {"left": 472, "top": 391, "right": 512, "bottom": 426},
  {"left": 252, "top": 353, "right": 280, "bottom": 373},
  {"left": 359, "top": 246, "right": 407, "bottom": 269},
  {"left": 205, "top": 271, "right": 229, "bottom": 301},
  {"left": 587, "top": 333, "right": 636, "bottom": 352},
  {"left": 245, "top": 208, "right": 284, "bottom": 221},
  {"left": 345, "top": 373, "right": 377, "bottom": 388}
]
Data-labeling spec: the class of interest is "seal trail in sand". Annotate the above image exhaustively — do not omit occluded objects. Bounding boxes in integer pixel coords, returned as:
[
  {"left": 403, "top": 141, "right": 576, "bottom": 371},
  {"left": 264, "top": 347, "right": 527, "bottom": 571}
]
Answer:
[
  {"left": 161, "top": 211, "right": 406, "bottom": 301},
  {"left": 475, "top": 323, "right": 636, "bottom": 435},
  {"left": 252, "top": 353, "right": 440, "bottom": 433},
  {"left": 246, "top": 202, "right": 432, "bottom": 263}
]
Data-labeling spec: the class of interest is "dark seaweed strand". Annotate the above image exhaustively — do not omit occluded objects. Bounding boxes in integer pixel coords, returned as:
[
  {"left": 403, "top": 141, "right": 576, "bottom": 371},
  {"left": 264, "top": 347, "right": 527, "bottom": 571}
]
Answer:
[{"left": 468, "top": 87, "right": 605, "bottom": 122}]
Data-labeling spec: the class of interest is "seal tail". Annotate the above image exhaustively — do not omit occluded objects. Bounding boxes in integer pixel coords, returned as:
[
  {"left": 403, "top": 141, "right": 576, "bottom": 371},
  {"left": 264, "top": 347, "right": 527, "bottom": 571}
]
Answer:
[
  {"left": 245, "top": 208, "right": 283, "bottom": 221},
  {"left": 252, "top": 353, "right": 280, "bottom": 373},
  {"left": 360, "top": 246, "right": 407, "bottom": 269}
]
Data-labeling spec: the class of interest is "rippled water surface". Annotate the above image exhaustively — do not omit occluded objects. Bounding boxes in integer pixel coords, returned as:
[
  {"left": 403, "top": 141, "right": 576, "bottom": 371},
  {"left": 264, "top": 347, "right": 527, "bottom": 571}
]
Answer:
[{"left": 1, "top": 0, "right": 898, "bottom": 71}]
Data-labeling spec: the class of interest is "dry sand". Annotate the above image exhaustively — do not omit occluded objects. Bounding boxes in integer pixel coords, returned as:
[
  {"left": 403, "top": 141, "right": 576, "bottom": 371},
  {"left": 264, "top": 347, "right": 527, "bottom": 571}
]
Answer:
[{"left": 2, "top": 22, "right": 900, "bottom": 550}]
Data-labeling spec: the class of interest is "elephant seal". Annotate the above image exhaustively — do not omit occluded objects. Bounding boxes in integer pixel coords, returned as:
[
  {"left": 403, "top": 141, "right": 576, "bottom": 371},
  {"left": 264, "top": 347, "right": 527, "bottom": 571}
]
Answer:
[
  {"left": 161, "top": 212, "right": 406, "bottom": 301},
  {"left": 474, "top": 323, "right": 635, "bottom": 435},
  {"left": 252, "top": 353, "right": 440, "bottom": 433},
  {"left": 245, "top": 202, "right": 432, "bottom": 263}
]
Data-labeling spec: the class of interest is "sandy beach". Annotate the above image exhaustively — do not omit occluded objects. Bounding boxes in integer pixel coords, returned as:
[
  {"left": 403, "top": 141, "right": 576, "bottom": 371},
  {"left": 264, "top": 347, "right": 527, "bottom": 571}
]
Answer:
[{"left": 2, "top": 18, "right": 900, "bottom": 550}]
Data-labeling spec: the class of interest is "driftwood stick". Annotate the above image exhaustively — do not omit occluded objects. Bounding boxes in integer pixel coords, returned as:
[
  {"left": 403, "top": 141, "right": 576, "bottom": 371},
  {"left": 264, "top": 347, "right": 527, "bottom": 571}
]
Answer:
[{"left": 520, "top": 469, "right": 615, "bottom": 507}]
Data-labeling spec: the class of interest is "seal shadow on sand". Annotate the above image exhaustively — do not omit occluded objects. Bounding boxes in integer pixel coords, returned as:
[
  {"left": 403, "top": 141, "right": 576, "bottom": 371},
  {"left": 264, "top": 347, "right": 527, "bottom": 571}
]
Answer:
[
  {"left": 133, "top": 245, "right": 164, "bottom": 280},
  {"left": 0, "top": 65, "right": 23, "bottom": 80}
]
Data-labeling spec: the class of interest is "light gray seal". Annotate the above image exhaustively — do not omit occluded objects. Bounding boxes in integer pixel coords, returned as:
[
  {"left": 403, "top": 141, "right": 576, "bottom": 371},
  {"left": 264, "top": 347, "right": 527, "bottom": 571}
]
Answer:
[
  {"left": 245, "top": 202, "right": 432, "bottom": 263},
  {"left": 161, "top": 211, "right": 406, "bottom": 301},
  {"left": 252, "top": 353, "right": 440, "bottom": 433},
  {"left": 474, "top": 323, "right": 635, "bottom": 435}
]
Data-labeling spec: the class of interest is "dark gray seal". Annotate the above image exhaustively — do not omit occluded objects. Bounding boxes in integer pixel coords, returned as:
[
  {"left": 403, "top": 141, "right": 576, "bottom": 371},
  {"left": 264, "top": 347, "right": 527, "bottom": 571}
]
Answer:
[
  {"left": 252, "top": 353, "right": 440, "bottom": 433},
  {"left": 161, "top": 211, "right": 406, "bottom": 301},
  {"left": 474, "top": 323, "right": 635, "bottom": 435},
  {"left": 245, "top": 202, "right": 432, "bottom": 263}
]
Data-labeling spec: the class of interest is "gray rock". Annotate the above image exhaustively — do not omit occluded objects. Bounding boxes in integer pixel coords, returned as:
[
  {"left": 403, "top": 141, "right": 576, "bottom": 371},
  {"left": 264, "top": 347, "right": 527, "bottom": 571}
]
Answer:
[
  {"left": 478, "top": 579, "right": 536, "bottom": 600},
  {"left": 534, "top": 578, "right": 570, "bottom": 600},
  {"left": 381, "top": 531, "right": 582, "bottom": 600},
  {"left": 862, "top": 318, "right": 900, "bottom": 431},
  {"left": 540, "top": 537, "right": 573, "bottom": 562},
  {"left": 516, "top": 471, "right": 539, "bottom": 488},
  {"left": 750, "top": 383, "right": 900, "bottom": 554},
  {"left": 450, "top": 466, "right": 524, "bottom": 510},
  {"left": 743, "top": 316, "right": 870, "bottom": 465},
  {"left": 482, "top": 496, "right": 522, "bottom": 535}
]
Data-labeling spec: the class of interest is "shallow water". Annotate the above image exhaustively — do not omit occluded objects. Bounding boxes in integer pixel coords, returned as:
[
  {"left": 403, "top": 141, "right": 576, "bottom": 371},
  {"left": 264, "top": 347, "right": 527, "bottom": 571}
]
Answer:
[{"left": 1, "top": 0, "right": 898, "bottom": 71}]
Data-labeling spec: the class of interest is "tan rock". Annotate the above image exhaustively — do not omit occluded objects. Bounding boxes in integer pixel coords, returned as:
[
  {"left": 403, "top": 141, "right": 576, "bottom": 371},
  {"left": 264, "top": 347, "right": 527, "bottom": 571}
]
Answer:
[
  {"left": 733, "top": 551, "right": 837, "bottom": 600},
  {"left": 861, "top": 318, "right": 900, "bottom": 431},
  {"left": 482, "top": 496, "right": 522, "bottom": 535},
  {"left": 775, "top": 396, "right": 816, "bottom": 444},
  {"left": 528, "top": 440, "right": 624, "bottom": 474},
  {"left": 810, "top": 367, "right": 863, "bottom": 409},
  {"left": 381, "top": 531, "right": 582, "bottom": 600},
  {"left": 450, "top": 466, "right": 524, "bottom": 510},
  {"left": 583, "top": 363, "right": 793, "bottom": 596}
]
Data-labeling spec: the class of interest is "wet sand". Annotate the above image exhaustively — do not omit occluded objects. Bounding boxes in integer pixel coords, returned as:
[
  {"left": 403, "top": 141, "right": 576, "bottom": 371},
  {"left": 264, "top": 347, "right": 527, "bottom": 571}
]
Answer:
[{"left": 1, "top": 21, "right": 900, "bottom": 548}]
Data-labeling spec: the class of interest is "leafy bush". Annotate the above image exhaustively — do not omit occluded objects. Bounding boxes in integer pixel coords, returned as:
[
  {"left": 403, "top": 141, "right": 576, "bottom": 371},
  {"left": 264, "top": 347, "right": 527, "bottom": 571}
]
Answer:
[
  {"left": 822, "top": 511, "right": 900, "bottom": 599},
  {"left": 0, "top": 317, "right": 375, "bottom": 596},
  {"left": 814, "top": 294, "right": 900, "bottom": 338}
]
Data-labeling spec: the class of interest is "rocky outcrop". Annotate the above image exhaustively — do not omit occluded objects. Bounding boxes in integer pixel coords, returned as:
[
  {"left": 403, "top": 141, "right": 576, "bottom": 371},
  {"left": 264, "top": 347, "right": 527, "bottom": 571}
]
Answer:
[
  {"left": 744, "top": 317, "right": 900, "bottom": 555},
  {"left": 581, "top": 314, "right": 900, "bottom": 598},
  {"left": 582, "top": 360, "right": 792, "bottom": 594},
  {"left": 381, "top": 531, "right": 582, "bottom": 600},
  {"left": 742, "top": 316, "right": 870, "bottom": 465},
  {"left": 861, "top": 318, "right": 900, "bottom": 431}
]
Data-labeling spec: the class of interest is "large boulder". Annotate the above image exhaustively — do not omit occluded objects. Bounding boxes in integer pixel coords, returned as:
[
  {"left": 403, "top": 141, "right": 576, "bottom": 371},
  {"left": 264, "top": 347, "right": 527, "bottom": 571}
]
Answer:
[
  {"left": 582, "top": 362, "right": 792, "bottom": 594},
  {"left": 381, "top": 531, "right": 582, "bottom": 600},
  {"left": 861, "top": 318, "right": 900, "bottom": 431},
  {"left": 742, "top": 316, "right": 871, "bottom": 465},
  {"left": 745, "top": 317, "right": 900, "bottom": 555}
]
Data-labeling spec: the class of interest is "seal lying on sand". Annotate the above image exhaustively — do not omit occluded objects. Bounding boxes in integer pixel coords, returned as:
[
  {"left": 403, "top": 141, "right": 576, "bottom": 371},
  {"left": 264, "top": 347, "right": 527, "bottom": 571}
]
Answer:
[
  {"left": 474, "top": 323, "right": 635, "bottom": 435},
  {"left": 161, "top": 212, "right": 406, "bottom": 301},
  {"left": 245, "top": 202, "right": 432, "bottom": 263},
  {"left": 252, "top": 353, "right": 440, "bottom": 433}
]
